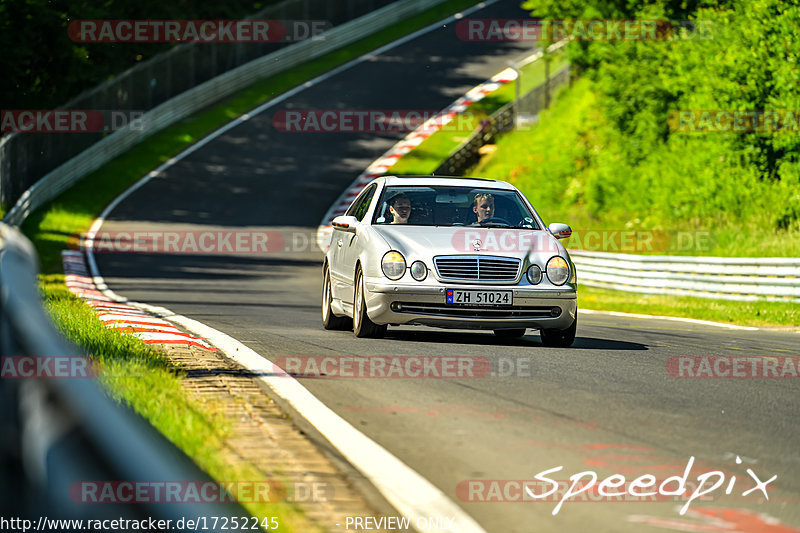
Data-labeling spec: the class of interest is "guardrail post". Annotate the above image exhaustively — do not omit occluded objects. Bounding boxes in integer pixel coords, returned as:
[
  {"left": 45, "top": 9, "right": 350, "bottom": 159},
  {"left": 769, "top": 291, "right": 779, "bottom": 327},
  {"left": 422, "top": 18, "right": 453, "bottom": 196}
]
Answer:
[
  {"left": 544, "top": 50, "right": 551, "bottom": 109},
  {"left": 508, "top": 60, "right": 520, "bottom": 130}
]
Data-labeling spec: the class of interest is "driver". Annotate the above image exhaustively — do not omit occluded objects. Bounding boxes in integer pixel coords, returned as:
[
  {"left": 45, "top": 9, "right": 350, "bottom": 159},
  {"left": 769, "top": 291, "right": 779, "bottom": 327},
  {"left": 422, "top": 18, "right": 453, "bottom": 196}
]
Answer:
[
  {"left": 388, "top": 193, "right": 412, "bottom": 224},
  {"left": 472, "top": 193, "right": 494, "bottom": 224}
]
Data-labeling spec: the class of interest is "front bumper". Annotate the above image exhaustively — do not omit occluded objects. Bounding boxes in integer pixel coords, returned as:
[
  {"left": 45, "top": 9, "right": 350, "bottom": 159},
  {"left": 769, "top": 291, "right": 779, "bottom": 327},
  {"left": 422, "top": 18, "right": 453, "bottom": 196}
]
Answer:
[{"left": 364, "top": 279, "right": 577, "bottom": 330}]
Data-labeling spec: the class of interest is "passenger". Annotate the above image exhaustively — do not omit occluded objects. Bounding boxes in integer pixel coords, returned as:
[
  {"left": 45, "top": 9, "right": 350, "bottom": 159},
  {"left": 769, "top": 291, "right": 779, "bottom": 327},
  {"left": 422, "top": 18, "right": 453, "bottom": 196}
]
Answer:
[
  {"left": 388, "top": 194, "right": 412, "bottom": 224},
  {"left": 472, "top": 193, "right": 494, "bottom": 224}
]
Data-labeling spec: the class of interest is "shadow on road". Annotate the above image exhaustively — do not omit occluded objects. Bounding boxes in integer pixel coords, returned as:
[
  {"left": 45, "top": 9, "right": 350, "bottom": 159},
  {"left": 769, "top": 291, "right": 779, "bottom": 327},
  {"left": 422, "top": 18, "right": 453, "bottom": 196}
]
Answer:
[{"left": 383, "top": 329, "right": 648, "bottom": 351}]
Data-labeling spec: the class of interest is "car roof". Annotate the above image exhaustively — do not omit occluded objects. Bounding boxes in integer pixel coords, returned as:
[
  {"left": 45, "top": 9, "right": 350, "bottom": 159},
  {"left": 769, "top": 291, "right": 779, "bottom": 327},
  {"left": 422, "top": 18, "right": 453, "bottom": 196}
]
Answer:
[{"left": 380, "top": 175, "right": 517, "bottom": 190}]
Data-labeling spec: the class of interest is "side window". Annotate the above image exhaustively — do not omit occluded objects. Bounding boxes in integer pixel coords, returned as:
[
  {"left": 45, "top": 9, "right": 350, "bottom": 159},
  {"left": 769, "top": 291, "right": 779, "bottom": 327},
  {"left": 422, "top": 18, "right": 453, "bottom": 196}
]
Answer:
[{"left": 346, "top": 184, "right": 377, "bottom": 221}]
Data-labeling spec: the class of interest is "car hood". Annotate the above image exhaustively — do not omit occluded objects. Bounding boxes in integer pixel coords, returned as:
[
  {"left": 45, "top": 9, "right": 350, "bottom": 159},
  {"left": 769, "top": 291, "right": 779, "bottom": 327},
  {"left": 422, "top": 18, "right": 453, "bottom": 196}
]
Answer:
[{"left": 371, "top": 225, "right": 567, "bottom": 262}]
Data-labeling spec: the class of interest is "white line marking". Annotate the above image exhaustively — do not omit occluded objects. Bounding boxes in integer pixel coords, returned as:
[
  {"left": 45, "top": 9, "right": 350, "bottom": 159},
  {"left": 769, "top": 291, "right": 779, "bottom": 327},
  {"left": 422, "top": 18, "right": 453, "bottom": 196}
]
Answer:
[
  {"left": 80, "top": 5, "right": 504, "bottom": 532},
  {"left": 578, "top": 308, "right": 762, "bottom": 331}
]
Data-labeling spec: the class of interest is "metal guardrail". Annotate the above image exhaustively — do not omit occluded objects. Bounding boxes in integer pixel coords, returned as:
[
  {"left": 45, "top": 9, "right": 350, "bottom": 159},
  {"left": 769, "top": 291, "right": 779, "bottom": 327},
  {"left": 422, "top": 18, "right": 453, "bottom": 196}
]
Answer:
[
  {"left": 0, "top": 223, "right": 249, "bottom": 525},
  {"left": 2, "top": 0, "right": 449, "bottom": 227},
  {"left": 570, "top": 250, "right": 800, "bottom": 302},
  {"left": 434, "top": 63, "right": 571, "bottom": 176},
  {"left": 429, "top": 50, "right": 799, "bottom": 303},
  {"left": 0, "top": 0, "right": 397, "bottom": 209}
]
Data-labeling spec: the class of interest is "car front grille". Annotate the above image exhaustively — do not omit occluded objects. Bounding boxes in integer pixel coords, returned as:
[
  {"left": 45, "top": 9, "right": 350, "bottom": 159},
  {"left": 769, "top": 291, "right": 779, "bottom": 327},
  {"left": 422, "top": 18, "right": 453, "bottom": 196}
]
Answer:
[
  {"left": 392, "top": 302, "right": 558, "bottom": 320},
  {"left": 433, "top": 256, "right": 521, "bottom": 282}
]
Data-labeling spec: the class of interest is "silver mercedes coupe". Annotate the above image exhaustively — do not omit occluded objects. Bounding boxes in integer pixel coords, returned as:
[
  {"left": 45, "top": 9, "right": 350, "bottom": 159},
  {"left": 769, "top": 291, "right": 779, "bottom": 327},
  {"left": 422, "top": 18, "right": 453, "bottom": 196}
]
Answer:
[{"left": 322, "top": 176, "right": 578, "bottom": 346}]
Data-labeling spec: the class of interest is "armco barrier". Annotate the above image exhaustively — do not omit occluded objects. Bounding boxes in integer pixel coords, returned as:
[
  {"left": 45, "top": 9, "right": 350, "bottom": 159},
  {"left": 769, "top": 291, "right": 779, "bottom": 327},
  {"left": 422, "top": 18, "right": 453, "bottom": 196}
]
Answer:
[
  {"left": 2, "top": 0, "right": 450, "bottom": 227},
  {"left": 434, "top": 44, "right": 570, "bottom": 177},
  {"left": 0, "top": 0, "right": 399, "bottom": 208},
  {"left": 0, "top": 223, "right": 249, "bottom": 524},
  {"left": 570, "top": 250, "right": 800, "bottom": 302}
]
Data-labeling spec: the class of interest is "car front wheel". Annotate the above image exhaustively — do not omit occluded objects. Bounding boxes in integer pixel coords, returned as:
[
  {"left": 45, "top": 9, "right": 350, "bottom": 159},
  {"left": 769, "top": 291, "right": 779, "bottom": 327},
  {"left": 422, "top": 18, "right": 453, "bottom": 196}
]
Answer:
[
  {"left": 353, "top": 267, "right": 387, "bottom": 338},
  {"left": 540, "top": 316, "right": 577, "bottom": 347},
  {"left": 322, "top": 264, "right": 351, "bottom": 330}
]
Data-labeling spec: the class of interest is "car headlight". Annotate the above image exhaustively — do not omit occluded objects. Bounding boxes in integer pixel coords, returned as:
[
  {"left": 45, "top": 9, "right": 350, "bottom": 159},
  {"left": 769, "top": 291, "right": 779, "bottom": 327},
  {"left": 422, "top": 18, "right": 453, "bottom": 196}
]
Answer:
[
  {"left": 526, "top": 264, "right": 542, "bottom": 284},
  {"left": 381, "top": 251, "right": 406, "bottom": 280},
  {"left": 546, "top": 256, "right": 570, "bottom": 286},
  {"left": 410, "top": 261, "right": 427, "bottom": 281}
]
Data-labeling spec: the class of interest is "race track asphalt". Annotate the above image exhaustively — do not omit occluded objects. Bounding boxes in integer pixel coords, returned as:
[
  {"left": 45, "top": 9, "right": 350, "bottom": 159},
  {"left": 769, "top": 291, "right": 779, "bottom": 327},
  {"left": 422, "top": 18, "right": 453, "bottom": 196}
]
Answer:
[{"left": 93, "top": 1, "right": 800, "bottom": 531}]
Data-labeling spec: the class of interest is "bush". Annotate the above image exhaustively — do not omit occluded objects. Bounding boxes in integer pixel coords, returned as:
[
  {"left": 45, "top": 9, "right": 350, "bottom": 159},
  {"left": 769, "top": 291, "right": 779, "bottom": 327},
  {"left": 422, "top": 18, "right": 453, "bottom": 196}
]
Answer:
[{"left": 494, "top": 0, "right": 800, "bottom": 252}]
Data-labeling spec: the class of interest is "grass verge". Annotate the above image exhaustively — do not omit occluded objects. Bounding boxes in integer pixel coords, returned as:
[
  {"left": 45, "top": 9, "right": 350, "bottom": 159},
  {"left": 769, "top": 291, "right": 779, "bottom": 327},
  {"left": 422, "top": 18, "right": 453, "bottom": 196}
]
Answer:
[
  {"left": 17, "top": 1, "right": 483, "bottom": 528},
  {"left": 388, "top": 66, "right": 798, "bottom": 328},
  {"left": 21, "top": 0, "right": 481, "bottom": 274},
  {"left": 579, "top": 285, "right": 800, "bottom": 328},
  {"left": 42, "top": 275, "right": 318, "bottom": 531},
  {"left": 388, "top": 49, "right": 568, "bottom": 175},
  {"left": 475, "top": 77, "right": 800, "bottom": 258}
]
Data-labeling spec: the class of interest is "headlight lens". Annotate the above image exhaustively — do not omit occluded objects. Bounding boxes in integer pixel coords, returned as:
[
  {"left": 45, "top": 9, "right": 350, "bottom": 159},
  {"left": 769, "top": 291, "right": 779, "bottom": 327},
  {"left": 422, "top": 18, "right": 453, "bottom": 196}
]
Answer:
[
  {"left": 410, "top": 261, "right": 427, "bottom": 281},
  {"left": 381, "top": 251, "right": 406, "bottom": 280},
  {"left": 546, "top": 256, "right": 570, "bottom": 286},
  {"left": 526, "top": 264, "right": 542, "bottom": 284}
]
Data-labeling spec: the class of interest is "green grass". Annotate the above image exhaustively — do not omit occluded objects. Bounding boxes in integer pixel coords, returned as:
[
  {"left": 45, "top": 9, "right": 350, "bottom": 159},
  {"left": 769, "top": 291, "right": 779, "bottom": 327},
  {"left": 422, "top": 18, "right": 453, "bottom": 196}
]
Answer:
[
  {"left": 475, "top": 78, "right": 800, "bottom": 258},
  {"left": 474, "top": 79, "right": 800, "bottom": 327},
  {"left": 388, "top": 50, "right": 569, "bottom": 175},
  {"left": 14, "top": 2, "right": 486, "bottom": 528},
  {"left": 579, "top": 285, "right": 800, "bottom": 328},
  {"left": 385, "top": 68, "right": 799, "bottom": 328},
  {"left": 41, "top": 274, "right": 319, "bottom": 531},
  {"left": 20, "top": 0, "right": 481, "bottom": 274}
]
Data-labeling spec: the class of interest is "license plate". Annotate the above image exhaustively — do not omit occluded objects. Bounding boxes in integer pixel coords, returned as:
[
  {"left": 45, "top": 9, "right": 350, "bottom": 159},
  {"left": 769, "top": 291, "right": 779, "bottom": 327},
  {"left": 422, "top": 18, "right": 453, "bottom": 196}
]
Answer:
[{"left": 446, "top": 289, "right": 513, "bottom": 306}]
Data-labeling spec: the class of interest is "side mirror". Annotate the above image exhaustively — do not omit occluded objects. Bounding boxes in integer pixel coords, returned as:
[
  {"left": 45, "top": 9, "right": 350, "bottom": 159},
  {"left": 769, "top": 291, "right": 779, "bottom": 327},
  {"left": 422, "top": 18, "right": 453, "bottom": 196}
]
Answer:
[
  {"left": 332, "top": 215, "right": 359, "bottom": 233},
  {"left": 548, "top": 223, "right": 572, "bottom": 240}
]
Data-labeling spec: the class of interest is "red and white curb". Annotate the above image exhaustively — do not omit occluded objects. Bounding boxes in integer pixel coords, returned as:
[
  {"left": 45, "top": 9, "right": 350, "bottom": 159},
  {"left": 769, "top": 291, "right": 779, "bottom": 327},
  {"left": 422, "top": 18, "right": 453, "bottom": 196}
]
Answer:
[
  {"left": 62, "top": 250, "right": 213, "bottom": 349},
  {"left": 313, "top": 41, "right": 568, "bottom": 253},
  {"left": 314, "top": 67, "right": 518, "bottom": 252}
]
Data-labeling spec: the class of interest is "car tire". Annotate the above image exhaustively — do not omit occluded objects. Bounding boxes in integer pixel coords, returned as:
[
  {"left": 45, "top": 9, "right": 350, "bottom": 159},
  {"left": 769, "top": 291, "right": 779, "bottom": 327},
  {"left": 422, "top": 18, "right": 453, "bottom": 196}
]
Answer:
[
  {"left": 493, "top": 329, "right": 526, "bottom": 338},
  {"left": 353, "top": 267, "right": 387, "bottom": 338},
  {"left": 540, "top": 316, "right": 577, "bottom": 347},
  {"left": 322, "top": 264, "right": 351, "bottom": 330}
]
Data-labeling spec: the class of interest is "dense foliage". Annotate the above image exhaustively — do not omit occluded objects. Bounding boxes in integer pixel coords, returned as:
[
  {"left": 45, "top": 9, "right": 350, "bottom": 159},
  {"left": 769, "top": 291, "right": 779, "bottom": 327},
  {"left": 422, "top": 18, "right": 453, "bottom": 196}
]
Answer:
[
  {"left": 511, "top": 0, "right": 800, "bottom": 241},
  {"left": 0, "top": 0, "right": 273, "bottom": 109}
]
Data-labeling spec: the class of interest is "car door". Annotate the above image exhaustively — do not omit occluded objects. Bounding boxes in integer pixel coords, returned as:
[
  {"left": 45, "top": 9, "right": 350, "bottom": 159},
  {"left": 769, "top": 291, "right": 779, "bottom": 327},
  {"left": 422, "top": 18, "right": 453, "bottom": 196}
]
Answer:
[
  {"left": 338, "top": 184, "right": 377, "bottom": 304},
  {"left": 330, "top": 184, "right": 377, "bottom": 303}
]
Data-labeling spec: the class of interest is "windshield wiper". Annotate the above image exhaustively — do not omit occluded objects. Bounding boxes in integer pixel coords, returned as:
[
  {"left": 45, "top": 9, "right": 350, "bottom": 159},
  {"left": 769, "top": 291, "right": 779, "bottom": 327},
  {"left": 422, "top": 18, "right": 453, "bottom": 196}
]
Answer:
[{"left": 482, "top": 224, "right": 537, "bottom": 229}]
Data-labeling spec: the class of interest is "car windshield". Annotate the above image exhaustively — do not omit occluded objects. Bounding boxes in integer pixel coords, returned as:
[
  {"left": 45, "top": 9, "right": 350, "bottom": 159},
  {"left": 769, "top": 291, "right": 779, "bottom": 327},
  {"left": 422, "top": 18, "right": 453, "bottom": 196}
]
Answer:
[{"left": 372, "top": 185, "right": 540, "bottom": 228}]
